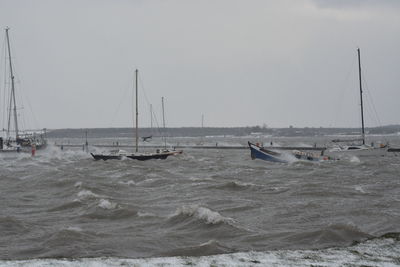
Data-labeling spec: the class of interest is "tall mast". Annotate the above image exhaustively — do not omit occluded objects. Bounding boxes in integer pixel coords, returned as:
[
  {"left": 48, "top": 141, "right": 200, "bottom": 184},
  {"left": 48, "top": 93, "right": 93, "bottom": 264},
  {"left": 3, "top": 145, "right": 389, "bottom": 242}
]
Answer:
[
  {"left": 135, "top": 69, "right": 139, "bottom": 152},
  {"left": 357, "top": 48, "right": 365, "bottom": 145},
  {"left": 201, "top": 114, "right": 204, "bottom": 144},
  {"left": 150, "top": 104, "right": 153, "bottom": 129},
  {"left": 5, "top": 28, "right": 19, "bottom": 140},
  {"left": 161, "top": 96, "right": 166, "bottom": 149}
]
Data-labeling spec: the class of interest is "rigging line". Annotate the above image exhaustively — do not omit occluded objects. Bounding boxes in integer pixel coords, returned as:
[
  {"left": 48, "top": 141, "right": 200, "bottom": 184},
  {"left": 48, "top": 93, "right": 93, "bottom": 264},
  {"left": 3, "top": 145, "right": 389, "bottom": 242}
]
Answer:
[
  {"left": 18, "top": 95, "right": 28, "bottom": 132},
  {"left": 1, "top": 34, "right": 12, "bottom": 133},
  {"left": 22, "top": 91, "right": 40, "bottom": 130},
  {"left": 138, "top": 73, "right": 152, "bottom": 107},
  {"left": 6, "top": 65, "right": 13, "bottom": 136},
  {"left": 360, "top": 66, "right": 382, "bottom": 127},
  {"left": 151, "top": 106, "right": 163, "bottom": 137},
  {"left": 12, "top": 59, "right": 41, "bottom": 130},
  {"left": 108, "top": 79, "right": 131, "bottom": 127},
  {"left": 358, "top": 62, "right": 388, "bottom": 143},
  {"left": 137, "top": 72, "right": 164, "bottom": 136},
  {"left": 358, "top": 59, "right": 383, "bottom": 128},
  {"left": 151, "top": 107, "right": 162, "bottom": 131},
  {"left": 137, "top": 72, "right": 161, "bottom": 131},
  {"left": 333, "top": 53, "right": 357, "bottom": 128},
  {"left": 1, "top": 35, "right": 7, "bottom": 131},
  {"left": 363, "top": 80, "right": 382, "bottom": 127}
]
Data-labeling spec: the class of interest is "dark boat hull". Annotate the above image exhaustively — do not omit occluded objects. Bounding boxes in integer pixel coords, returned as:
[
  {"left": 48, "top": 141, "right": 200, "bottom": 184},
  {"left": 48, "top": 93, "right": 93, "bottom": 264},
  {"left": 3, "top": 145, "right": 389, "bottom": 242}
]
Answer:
[
  {"left": 248, "top": 142, "right": 329, "bottom": 163},
  {"left": 248, "top": 142, "right": 288, "bottom": 163},
  {"left": 90, "top": 153, "right": 122, "bottom": 161},
  {"left": 91, "top": 149, "right": 182, "bottom": 161},
  {"left": 126, "top": 153, "right": 169, "bottom": 161}
]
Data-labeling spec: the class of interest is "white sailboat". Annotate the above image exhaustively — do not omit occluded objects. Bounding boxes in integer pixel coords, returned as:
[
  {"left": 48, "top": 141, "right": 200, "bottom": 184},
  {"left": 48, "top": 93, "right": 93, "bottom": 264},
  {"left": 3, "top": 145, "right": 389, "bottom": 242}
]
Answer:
[
  {"left": 1, "top": 28, "right": 47, "bottom": 153},
  {"left": 325, "top": 49, "right": 387, "bottom": 158}
]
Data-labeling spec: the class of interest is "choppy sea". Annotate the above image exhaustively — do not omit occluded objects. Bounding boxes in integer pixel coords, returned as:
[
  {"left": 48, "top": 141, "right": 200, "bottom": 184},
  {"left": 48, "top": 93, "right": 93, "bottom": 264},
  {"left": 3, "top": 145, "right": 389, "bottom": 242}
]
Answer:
[{"left": 1, "top": 135, "right": 399, "bottom": 266}]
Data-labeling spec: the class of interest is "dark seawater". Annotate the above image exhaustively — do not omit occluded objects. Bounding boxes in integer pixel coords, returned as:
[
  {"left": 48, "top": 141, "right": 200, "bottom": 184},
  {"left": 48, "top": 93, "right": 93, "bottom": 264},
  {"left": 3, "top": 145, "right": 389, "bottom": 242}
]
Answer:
[{"left": 0, "top": 136, "right": 399, "bottom": 266}]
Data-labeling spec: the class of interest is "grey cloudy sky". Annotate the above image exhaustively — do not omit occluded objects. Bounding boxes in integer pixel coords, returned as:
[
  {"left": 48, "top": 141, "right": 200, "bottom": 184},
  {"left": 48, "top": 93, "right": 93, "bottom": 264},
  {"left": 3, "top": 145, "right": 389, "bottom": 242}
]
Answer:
[{"left": 0, "top": 0, "right": 399, "bottom": 129}]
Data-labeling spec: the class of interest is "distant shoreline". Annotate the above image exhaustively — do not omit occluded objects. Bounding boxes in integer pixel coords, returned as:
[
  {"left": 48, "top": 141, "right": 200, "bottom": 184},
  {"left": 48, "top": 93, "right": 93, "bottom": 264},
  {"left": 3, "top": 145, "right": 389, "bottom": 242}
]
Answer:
[{"left": 46, "top": 125, "right": 400, "bottom": 138}]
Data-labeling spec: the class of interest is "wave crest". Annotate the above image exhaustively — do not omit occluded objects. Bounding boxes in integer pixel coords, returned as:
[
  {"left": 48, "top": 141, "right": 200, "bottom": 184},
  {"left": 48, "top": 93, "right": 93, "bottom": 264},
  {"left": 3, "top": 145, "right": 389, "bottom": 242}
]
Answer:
[{"left": 172, "top": 205, "right": 235, "bottom": 225}]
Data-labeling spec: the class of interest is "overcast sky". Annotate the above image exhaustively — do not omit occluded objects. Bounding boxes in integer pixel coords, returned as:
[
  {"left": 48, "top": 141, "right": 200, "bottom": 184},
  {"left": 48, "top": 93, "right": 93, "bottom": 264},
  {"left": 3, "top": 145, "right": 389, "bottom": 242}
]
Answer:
[{"left": 0, "top": 0, "right": 399, "bottom": 129}]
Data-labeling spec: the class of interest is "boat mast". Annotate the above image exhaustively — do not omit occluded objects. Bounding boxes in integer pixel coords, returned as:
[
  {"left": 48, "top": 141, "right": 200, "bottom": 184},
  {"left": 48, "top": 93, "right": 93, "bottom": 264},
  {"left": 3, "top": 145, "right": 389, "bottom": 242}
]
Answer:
[
  {"left": 161, "top": 96, "right": 166, "bottom": 149},
  {"left": 5, "top": 28, "right": 19, "bottom": 140},
  {"left": 357, "top": 48, "right": 365, "bottom": 145},
  {"left": 150, "top": 104, "right": 153, "bottom": 129},
  {"left": 135, "top": 69, "right": 139, "bottom": 152}
]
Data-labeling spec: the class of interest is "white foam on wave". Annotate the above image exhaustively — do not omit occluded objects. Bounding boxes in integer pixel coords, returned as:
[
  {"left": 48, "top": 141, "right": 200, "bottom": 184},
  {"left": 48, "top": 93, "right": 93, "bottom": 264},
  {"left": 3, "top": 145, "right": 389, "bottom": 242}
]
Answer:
[
  {"left": 77, "top": 190, "right": 98, "bottom": 199},
  {"left": 174, "top": 205, "right": 235, "bottom": 225},
  {"left": 350, "top": 156, "right": 361, "bottom": 163},
  {"left": 39, "top": 144, "right": 89, "bottom": 162},
  {"left": 98, "top": 199, "right": 117, "bottom": 210},
  {"left": 2, "top": 236, "right": 398, "bottom": 266}
]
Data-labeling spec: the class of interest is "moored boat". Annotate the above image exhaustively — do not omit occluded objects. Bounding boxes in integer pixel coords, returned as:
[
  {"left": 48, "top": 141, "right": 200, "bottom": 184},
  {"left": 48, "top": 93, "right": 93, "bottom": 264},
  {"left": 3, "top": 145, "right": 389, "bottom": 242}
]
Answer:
[
  {"left": 248, "top": 142, "right": 333, "bottom": 163},
  {"left": 1, "top": 28, "right": 47, "bottom": 153},
  {"left": 325, "top": 48, "right": 388, "bottom": 158},
  {"left": 91, "top": 69, "right": 182, "bottom": 161},
  {"left": 248, "top": 142, "right": 288, "bottom": 163}
]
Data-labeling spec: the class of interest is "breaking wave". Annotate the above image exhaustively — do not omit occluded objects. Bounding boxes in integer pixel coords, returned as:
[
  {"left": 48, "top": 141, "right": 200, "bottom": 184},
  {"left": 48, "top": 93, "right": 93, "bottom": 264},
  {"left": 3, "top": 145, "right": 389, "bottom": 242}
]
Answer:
[{"left": 170, "top": 205, "right": 235, "bottom": 225}]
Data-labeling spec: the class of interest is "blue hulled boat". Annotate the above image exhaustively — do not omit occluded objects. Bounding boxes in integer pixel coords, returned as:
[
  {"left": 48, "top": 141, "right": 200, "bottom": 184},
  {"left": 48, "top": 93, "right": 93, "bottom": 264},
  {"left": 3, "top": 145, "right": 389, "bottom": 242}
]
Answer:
[
  {"left": 248, "top": 142, "right": 288, "bottom": 163},
  {"left": 248, "top": 142, "right": 332, "bottom": 163}
]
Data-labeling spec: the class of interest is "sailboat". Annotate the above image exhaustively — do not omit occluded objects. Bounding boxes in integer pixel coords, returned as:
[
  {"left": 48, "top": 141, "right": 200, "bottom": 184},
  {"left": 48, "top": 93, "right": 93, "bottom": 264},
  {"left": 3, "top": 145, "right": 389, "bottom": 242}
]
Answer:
[
  {"left": 325, "top": 48, "right": 388, "bottom": 158},
  {"left": 1, "top": 28, "right": 47, "bottom": 153},
  {"left": 91, "top": 69, "right": 181, "bottom": 161}
]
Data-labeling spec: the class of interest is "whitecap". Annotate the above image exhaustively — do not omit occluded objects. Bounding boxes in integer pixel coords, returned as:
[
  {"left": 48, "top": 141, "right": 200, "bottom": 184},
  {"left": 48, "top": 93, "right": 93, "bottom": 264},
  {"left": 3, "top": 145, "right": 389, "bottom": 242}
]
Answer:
[
  {"left": 77, "top": 190, "right": 98, "bottom": 199},
  {"left": 98, "top": 199, "right": 117, "bottom": 210},
  {"left": 174, "top": 205, "right": 235, "bottom": 225}
]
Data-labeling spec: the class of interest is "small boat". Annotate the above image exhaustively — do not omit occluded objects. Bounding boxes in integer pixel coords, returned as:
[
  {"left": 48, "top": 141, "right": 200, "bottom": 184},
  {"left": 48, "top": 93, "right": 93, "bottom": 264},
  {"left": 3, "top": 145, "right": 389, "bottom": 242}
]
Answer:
[
  {"left": 127, "top": 149, "right": 181, "bottom": 161},
  {"left": 248, "top": 142, "right": 288, "bottom": 163},
  {"left": 325, "top": 48, "right": 388, "bottom": 158},
  {"left": 248, "top": 142, "right": 332, "bottom": 163},
  {"left": 91, "top": 70, "right": 182, "bottom": 161},
  {"left": 326, "top": 143, "right": 387, "bottom": 157}
]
